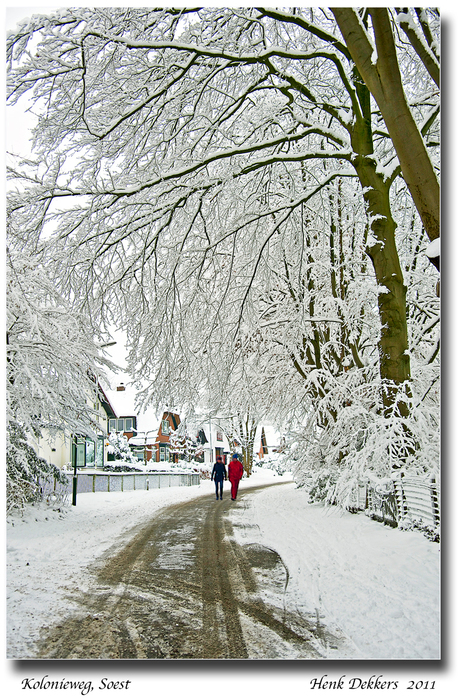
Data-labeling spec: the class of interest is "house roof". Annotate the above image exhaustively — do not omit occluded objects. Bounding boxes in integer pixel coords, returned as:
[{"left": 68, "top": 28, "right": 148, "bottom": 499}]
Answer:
[
  {"left": 255, "top": 424, "right": 281, "bottom": 448},
  {"left": 98, "top": 383, "right": 117, "bottom": 419},
  {"left": 103, "top": 382, "right": 158, "bottom": 433},
  {"left": 102, "top": 381, "right": 182, "bottom": 436}
]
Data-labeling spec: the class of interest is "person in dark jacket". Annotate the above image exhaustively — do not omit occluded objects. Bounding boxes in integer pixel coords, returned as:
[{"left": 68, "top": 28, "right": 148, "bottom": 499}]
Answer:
[
  {"left": 228, "top": 453, "right": 244, "bottom": 501},
  {"left": 211, "top": 456, "right": 227, "bottom": 500}
]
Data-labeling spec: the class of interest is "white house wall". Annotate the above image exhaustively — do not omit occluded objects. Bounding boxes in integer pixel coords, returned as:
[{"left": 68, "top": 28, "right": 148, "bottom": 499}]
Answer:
[
  {"left": 32, "top": 430, "right": 71, "bottom": 470},
  {"left": 30, "top": 391, "right": 111, "bottom": 471},
  {"left": 198, "top": 423, "right": 231, "bottom": 463}
]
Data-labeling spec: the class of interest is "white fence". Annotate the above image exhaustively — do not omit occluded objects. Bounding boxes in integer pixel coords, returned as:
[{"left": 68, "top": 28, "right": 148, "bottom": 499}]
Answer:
[
  {"left": 40, "top": 470, "right": 201, "bottom": 504},
  {"left": 75, "top": 471, "right": 201, "bottom": 494},
  {"left": 354, "top": 474, "right": 440, "bottom": 530}
]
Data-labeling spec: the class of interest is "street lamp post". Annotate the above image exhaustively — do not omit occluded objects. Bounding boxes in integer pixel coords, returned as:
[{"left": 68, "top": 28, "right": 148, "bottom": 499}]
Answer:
[{"left": 72, "top": 438, "right": 78, "bottom": 506}]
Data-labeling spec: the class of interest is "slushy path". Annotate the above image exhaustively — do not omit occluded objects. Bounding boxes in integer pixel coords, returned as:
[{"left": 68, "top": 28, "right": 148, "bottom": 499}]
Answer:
[{"left": 36, "top": 483, "right": 357, "bottom": 659}]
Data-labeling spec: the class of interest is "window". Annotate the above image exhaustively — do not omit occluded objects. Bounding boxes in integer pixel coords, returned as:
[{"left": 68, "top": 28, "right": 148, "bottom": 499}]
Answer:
[
  {"left": 160, "top": 444, "right": 170, "bottom": 461},
  {"left": 96, "top": 436, "right": 104, "bottom": 468},
  {"left": 109, "top": 417, "right": 136, "bottom": 433},
  {"left": 216, "top": 431, "right": 223, "bottom": 442},
  {"left": 86, "top": 439, "right": 95, "bottom": 467},
  {"left": 161, "top": 419, "right": 170, "bottom": 435},
  {"left": 73, "top": 436, "right": 97, "bottom": 469},
  {"left": 75, "top": 437, "right": 86, "bottom": 468}
]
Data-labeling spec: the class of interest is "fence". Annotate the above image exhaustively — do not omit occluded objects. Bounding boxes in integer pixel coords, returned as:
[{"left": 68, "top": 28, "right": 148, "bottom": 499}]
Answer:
[
  {"left": 75, "top": 471, "right": 201, "bottom": 494},
  {"left": 41, "top": 470, "right": 201, "bottom": 500},
  {"left": 354, "top": 474, "right": 440, "bottom": 530}
]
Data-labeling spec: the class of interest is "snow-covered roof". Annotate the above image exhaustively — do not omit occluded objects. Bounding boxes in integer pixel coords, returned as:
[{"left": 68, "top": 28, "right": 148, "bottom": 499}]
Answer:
[
  {"left": 127, "top": 435, "right": 151, "bottom": 446},
  {"left": 256, "top": 424, "right": 281, "bottom": 448},
  {"left": 103, "top": 383, "right": 159, "bottom": 433},
  {"left": 106, "top": 384, "right": 137, "bottom": 415}
]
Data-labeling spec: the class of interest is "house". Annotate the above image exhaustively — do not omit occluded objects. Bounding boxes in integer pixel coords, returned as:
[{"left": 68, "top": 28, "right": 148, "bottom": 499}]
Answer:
[
  {"left": 258, "top": 426, "right": 269, "bottom": 460},
  {"left": 256, "top": 425, "right": 283, "bottom": 460},
  {"left": 31, "top": 379, "right": 117, "bottom": 471},
  {"left": 105, "top": 383, "right": 143, "bottom": 461},
  {"left": 154, "top": 411, "right": 181, "bottom": 463},
  {"left": 126, "top": 411, "right": 182, "bottom": 464},
  {"left": 107, "top": 384, "right": 138, "bottom": 440},
  {"left": 105, "top": 384, "right": 182, "bottom": 464},
  {"left": 193, "top": 421, "right": 234, "bottom": 464}
]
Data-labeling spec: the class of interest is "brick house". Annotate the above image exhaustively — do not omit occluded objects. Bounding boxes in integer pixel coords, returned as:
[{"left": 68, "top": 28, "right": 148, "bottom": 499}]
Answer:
[
  {"left": 106, "top": 384, "right": 182, "bottom": 464},
  {"left": 154, "top": 411, "right": 181, "bottom": 463},
  {"left": 257, "top": 425, "right": 283, "bottom": 461}
]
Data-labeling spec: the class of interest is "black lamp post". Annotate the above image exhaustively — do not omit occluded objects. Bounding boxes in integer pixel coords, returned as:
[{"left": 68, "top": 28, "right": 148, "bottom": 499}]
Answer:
[{"left": 72, "top": 438, "right": 78, "bottom": 506}]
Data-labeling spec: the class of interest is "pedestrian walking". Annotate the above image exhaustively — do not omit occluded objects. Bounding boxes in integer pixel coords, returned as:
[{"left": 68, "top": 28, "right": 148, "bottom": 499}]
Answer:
[
  {"left": 228, "top": 453, "right": 243, "bottom": 501},
  {"left": 211, "top": 456, "right": 227, "bottom": 500}
]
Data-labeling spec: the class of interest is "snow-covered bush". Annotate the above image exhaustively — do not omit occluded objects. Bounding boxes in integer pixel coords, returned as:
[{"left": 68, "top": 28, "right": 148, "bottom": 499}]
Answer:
[
  {"left": 398, "top": 517, "right": 440, "bottom": 543},
  {"left": 107, "top": 432, "right": 138, "bottom": 464},
  {"left": 101, "top": 461, "right": 144, "bottom": 472},
  {"left": 257, "top": 454, "right": 288, "bottom": 476},
  {"left": 6, "top": 421, "right": 69, "bottom": 513},
  {"left": 38, "top": 477, "right": 70, "bottom": 508},
  {"left": 286, "top": 370, "right": 439, "bottom": 509},
  {"left": 192, "top": 462, "right": 213, "bottom": 480}
]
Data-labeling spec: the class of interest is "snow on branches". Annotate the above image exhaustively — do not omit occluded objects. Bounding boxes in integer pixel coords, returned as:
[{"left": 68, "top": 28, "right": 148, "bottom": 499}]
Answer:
[{"left": 6, "top": 8, "right": 439, "bottom": 495}]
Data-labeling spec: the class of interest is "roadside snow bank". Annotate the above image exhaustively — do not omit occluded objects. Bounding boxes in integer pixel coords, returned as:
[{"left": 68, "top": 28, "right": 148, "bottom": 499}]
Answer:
[{"left": 228, "top": 482, "right": 440, "bottom": 660}]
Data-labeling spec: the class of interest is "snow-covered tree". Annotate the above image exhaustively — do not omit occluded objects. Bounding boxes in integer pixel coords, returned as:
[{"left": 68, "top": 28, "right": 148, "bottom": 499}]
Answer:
[
  {"left": 6, "top": 8, "right": 439, "bottom": 478},
  {"left": 7, "top": 247, "right": 114, "bottom": 437},
  {"left": 255, "top": 174, "right": 439, "bottom": 496},
  {"left": 107, "top": 432, "right": 137, "bottom": 464},
  {"left": 6, "top": 246, "right": 115, "bottom": 506},
  {"left": 169, "top": 423, "right": 199, "bottom": 463}
]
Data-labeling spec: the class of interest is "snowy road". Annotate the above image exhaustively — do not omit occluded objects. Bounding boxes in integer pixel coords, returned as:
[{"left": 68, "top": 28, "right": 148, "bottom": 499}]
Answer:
[{"left": 33, "top": 482, "right": 357, "bottom": 659}]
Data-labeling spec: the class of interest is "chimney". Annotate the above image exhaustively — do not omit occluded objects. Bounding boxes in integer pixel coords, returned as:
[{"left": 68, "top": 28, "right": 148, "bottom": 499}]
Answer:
[{"left": 117, "top": 383, "right": 125, "bottom": 392}]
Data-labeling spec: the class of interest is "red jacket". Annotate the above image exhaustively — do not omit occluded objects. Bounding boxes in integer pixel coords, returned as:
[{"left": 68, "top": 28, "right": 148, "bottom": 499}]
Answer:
[{"left": 228, "top": 458, "right": 243, "bottom": 481}]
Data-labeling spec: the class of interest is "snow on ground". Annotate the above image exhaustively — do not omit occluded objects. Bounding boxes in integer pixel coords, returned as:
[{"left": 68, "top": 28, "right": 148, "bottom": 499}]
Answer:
[
  {"left": 5, "top": 467, "right": 282, "bottom": 659},
  {"left": 228, "top": 480, "right": 440, "bottom": 660},
  {"left": 5, "top": 465, "right": 440, "bottom": 665}
]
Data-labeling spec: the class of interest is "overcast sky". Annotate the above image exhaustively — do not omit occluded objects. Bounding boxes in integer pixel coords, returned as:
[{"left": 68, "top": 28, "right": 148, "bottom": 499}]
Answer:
[{"left": 6, "top": 6, "right": 60, "bottom": 30}]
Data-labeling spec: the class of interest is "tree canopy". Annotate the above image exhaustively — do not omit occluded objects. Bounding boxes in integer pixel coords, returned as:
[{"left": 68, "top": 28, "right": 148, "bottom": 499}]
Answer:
[{"left": 6, "top": 7, "right": 440, "bottom": 495}]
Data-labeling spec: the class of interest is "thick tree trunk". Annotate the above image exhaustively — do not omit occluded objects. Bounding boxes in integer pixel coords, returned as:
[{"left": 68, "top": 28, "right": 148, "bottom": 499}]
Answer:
[
  {"left": 332, "top": 8, "right": 440, "bottom": 246},
  {"left": 353, "top": 153, "right": 411, "bottom": 416},
  {"left": 241, "top": 416, "right": 257, "bottom": 477}
]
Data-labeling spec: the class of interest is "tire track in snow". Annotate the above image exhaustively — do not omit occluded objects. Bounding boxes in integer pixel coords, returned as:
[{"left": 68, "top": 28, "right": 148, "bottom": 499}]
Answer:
[{"left": 35, "top": 483, "right": 356, "bottom": 659}]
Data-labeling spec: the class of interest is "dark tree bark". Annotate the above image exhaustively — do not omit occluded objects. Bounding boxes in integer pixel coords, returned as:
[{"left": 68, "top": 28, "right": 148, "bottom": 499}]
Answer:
[{"left": 332, "top": 8, "right": 440, "bottom": 249}]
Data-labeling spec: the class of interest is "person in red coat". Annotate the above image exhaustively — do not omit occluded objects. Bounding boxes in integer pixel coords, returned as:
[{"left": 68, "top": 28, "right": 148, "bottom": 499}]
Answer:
[{"left": 228, "top": 453, "right": 243, "bottom": 501}]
